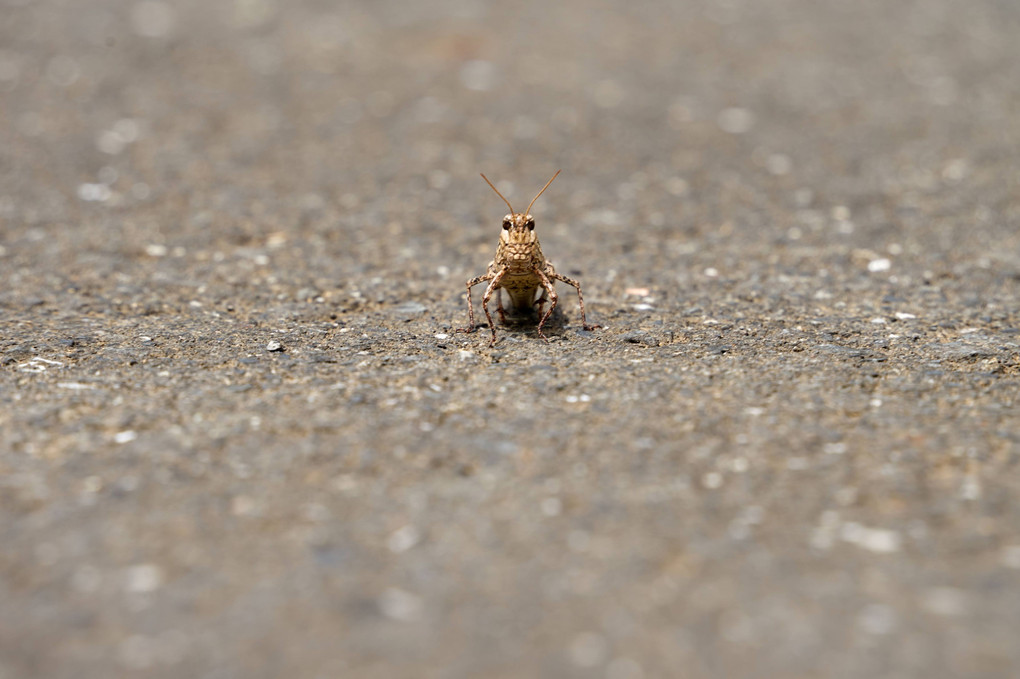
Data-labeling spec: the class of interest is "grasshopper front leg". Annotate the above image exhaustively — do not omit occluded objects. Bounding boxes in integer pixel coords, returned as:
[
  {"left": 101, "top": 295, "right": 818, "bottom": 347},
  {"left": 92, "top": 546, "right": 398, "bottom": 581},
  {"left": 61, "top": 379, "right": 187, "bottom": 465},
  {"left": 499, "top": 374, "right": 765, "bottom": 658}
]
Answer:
[
  {"left": 457, "top": 271, "right": 496, "bottom": 334},
  {"left": 496, "top": 288, "right": 507, "bottom": 325},
  {"left": 533, "top": 287, "right": 548, "bottom": 322},
  {"left": 480, "top": 268, "right": 508, "bottom": 346}
]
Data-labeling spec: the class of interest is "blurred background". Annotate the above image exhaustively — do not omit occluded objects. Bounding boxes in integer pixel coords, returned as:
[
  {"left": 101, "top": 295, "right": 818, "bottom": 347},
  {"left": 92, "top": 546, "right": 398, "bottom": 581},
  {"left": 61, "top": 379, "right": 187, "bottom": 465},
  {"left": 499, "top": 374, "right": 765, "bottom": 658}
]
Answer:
[
  {"left": 6, "top": 0, "right": 1018, "bottom": 293},
  {"left": 2, "top": 1, "right": 1020, "bottom": 678}
]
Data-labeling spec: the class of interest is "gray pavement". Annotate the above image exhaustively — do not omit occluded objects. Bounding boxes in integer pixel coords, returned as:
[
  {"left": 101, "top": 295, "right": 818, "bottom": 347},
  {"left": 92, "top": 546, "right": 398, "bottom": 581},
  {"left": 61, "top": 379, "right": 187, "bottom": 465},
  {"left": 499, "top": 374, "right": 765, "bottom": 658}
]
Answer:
[{"left": 2, "top": 1, "right": 1020, "bottom": 677}]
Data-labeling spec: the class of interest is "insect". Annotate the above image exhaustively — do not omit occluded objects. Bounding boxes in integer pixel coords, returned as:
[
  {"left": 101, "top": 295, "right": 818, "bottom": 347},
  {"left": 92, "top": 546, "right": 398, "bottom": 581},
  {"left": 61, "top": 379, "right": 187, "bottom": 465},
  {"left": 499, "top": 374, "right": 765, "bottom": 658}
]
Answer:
[{"left": 457, "top": 170, "right": 599, "bottom": 346}]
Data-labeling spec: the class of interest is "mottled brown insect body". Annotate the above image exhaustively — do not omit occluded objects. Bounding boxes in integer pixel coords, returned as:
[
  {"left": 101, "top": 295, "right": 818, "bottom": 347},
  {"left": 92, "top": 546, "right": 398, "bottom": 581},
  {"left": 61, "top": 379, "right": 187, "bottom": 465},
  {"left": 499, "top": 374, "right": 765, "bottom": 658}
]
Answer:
[{"left": 457, "top": 171, "right": 599, "bottom": 346}]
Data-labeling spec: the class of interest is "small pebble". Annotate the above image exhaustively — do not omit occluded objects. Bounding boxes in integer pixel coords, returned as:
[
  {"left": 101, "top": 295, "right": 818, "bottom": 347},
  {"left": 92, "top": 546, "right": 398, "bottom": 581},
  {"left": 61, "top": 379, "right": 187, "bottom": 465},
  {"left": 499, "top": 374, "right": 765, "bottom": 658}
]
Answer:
[
  {"left": 266, "top": 341, "right": 283, "bottom": 352},
  {"left": 57, "top": 382, "right": 95, "bottom": 390},
  {"left": 766, "top": 153, "right": 792, "bottom": 176},
  {"left": 77, "top": 183, "right": 112, "bottom": 202},
  {"left": 114, "top": 430, "right": 138, "bottom": 444},
  {"left": 541, "top": 497, "right": 562, "bottom": 516},
  {"left": 620, "top": 331, "right": 657, "bottom": 346},
  {"left": 932, "top": 342, "right": 994, "bottom": 360},
  {"left": 378, "top": 588, "right": 423, "bottom": 622},
  {"left": 387, "top": 525, "right": 421, "bottom": 554},
  {"left": 231, "top": 495, "right": 257, "bottom": 516},
  {"left": 717, "top": 107, "right": 755, "bottom": 134},
  {"left": 841, "top": 523, "right": 901, "bottom": 553},
  {"left": 393, "top": 301, "right": 427, "bottom": 315},
  {"left": 702, "top": 472, "right": 723, "bottom": 489},
  {"left": 125, "top": 563, "right": 164, "bottom": 593},
  {"left": 921, "top": 587, "right": 968, "bottom": 616}
]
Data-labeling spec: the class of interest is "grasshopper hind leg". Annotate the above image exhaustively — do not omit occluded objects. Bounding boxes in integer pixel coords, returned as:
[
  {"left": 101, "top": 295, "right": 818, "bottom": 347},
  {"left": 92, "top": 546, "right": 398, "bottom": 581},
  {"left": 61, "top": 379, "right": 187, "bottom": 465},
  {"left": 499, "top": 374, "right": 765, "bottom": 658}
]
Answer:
[{"left": 547, "top": 268, "right": 600, "bottom": 332}]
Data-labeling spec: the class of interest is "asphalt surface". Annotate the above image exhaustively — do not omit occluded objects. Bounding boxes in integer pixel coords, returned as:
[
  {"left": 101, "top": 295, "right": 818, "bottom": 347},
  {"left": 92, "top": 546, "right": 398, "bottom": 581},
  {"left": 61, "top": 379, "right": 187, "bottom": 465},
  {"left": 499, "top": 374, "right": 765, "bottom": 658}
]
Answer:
[{"left": 2, "top": 1, "right": 1020, "bottom": 678}]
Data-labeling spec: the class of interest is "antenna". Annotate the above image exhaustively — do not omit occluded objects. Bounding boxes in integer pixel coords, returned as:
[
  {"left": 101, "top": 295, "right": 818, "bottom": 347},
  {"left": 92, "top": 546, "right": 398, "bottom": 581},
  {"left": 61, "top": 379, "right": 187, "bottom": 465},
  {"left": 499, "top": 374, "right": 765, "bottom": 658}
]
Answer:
[
  {"left": 479, "top": 173, "right": 514, "bottom": 214},
  {"left": 526, "top": 170, "right": 561, "bottom": 216}
]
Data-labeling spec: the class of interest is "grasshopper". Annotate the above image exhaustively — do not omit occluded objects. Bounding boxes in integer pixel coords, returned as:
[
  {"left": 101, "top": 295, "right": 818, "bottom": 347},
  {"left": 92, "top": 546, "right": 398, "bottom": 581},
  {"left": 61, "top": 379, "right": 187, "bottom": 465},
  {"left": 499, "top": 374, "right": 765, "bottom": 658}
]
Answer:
[{"left": 457, "top": 170, "right": 599, "bottom": 346}]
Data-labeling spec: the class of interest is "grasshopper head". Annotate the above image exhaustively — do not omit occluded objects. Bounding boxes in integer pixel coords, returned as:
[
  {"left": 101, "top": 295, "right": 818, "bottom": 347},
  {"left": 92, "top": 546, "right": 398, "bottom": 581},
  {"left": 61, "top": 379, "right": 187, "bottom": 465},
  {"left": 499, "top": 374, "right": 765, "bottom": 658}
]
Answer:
[
  {"left": 480, "top": 170, "right": 560, "bottom": 248},
  {"left": 499, "top": 212, "right": 537, "bottom": 246}
]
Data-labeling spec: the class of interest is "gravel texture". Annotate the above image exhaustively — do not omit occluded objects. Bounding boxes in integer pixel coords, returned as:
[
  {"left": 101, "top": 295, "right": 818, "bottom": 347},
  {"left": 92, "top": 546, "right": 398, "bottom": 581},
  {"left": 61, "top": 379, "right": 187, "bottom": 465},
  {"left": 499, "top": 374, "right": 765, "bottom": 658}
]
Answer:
[{"left": 2, "top": 1, "right": 1020, "bottom": 678}]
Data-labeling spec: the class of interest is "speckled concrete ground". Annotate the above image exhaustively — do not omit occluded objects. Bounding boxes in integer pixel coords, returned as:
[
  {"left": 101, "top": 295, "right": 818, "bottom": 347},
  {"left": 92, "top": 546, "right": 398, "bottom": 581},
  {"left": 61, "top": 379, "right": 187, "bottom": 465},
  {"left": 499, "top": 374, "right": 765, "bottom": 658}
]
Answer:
[{"left": 2, "top": 1, "right": 1020, "bottom": 677}]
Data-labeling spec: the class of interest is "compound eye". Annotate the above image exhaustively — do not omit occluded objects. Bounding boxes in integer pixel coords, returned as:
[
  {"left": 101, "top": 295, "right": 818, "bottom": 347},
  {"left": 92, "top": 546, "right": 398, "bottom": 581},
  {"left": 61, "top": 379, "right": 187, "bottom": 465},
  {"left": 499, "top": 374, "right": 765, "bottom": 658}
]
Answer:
[
  {"left": 502, "top": 219, "right": 511, "bottom": 230},
  {"left": 526, "top": 219, "right": 535, "bottom": 230}
]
